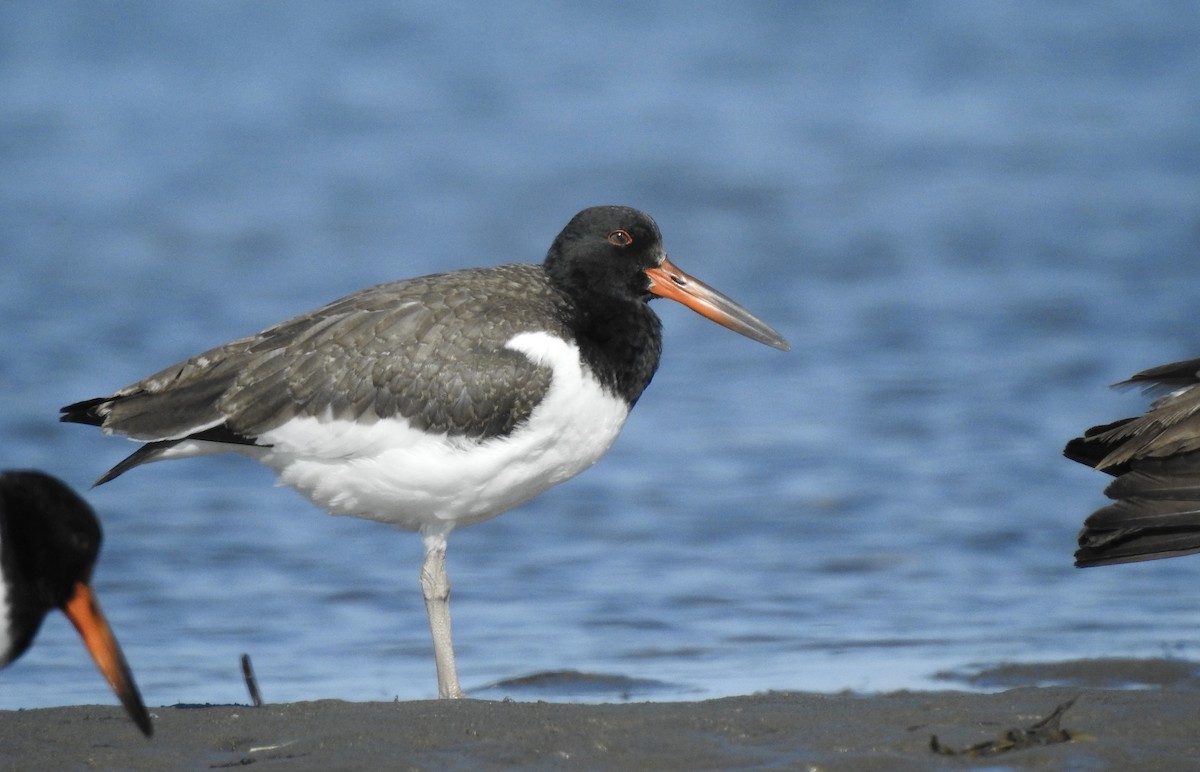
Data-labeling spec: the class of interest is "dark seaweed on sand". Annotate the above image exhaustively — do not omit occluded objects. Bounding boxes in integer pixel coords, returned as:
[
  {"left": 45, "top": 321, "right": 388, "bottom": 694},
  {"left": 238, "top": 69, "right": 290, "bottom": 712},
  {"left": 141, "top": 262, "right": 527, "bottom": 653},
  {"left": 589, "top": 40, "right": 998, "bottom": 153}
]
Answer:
[{"left": 929, "top": 697, "right": 1078, "bottom": 756}]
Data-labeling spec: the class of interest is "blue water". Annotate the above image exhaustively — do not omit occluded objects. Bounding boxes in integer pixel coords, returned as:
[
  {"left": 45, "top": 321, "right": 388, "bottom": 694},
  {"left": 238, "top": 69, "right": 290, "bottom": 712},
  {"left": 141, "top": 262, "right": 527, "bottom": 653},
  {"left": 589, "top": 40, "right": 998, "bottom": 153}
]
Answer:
[{"left": 3, "top": 1, "right": 1200, "bottom": 710}]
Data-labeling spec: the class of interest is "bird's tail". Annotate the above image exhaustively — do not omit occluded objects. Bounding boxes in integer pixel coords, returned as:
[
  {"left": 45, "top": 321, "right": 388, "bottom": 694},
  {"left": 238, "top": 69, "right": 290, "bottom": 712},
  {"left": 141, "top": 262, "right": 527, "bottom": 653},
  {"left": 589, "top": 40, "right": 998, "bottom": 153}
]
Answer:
[{"left": 1075, "top": 449, "right": 1200, "bottom": 567}]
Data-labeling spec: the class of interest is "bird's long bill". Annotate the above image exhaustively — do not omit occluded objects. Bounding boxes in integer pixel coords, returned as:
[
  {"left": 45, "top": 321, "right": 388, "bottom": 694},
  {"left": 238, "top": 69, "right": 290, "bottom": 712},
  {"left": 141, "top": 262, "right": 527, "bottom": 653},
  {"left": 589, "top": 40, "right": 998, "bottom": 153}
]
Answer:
[
  {"left": 62, "top": 582, "right": 153, "bottom": 737},
  {"left": 645, "top": 257, "right": 790, "bottom": 351}
]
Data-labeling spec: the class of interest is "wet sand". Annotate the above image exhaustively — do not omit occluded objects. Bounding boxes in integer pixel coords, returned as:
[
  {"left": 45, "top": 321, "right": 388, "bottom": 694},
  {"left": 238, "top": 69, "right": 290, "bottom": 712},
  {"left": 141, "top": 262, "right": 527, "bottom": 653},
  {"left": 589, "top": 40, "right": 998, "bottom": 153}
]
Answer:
[{"left": 3, "top": 658, "right": 1198, "bottom": 770}]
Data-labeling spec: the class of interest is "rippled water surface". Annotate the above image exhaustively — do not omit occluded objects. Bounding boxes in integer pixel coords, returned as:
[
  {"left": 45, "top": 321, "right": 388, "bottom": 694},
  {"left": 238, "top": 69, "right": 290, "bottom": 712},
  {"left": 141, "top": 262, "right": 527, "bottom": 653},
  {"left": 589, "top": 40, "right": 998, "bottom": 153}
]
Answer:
[{"left": 3, "top": 2, "right": 1200, "bottom": 709}]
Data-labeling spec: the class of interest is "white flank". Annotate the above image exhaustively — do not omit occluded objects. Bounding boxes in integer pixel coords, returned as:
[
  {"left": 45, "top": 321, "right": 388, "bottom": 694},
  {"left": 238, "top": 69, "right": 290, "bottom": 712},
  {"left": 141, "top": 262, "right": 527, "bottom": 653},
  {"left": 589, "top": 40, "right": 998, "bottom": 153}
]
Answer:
[{"left": 241, "top": 331, "right": 632, "bottom": 532}]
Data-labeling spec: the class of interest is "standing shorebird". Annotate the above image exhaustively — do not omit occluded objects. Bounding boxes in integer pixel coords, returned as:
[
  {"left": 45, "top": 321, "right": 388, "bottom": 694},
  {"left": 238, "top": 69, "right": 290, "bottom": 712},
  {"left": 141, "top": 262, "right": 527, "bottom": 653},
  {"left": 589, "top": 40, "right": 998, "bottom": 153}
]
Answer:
[
  {"left": 1066, "top": 357, "right": 1200, "bottom": 567},
  {"left": 0, "top": 470, "right": 152, "bottom": 735},
  {"left": 61, "top": 205, "right": 789, "bottom": 699}
]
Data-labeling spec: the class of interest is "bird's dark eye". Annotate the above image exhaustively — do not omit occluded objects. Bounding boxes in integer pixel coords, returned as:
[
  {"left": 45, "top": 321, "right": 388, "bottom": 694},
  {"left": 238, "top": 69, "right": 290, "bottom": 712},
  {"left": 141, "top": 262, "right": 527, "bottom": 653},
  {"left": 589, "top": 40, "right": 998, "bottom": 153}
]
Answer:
[{"left": 607, "top": 230, "right": 633, "bottom": 247}]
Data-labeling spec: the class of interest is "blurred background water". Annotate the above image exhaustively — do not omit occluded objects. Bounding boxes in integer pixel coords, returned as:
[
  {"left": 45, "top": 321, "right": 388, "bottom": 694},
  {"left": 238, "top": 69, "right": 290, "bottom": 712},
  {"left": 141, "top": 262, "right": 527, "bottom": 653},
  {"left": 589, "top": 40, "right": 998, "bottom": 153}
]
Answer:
[{"left": 3, "top": 1, "right": 1200, "bottom": 709}]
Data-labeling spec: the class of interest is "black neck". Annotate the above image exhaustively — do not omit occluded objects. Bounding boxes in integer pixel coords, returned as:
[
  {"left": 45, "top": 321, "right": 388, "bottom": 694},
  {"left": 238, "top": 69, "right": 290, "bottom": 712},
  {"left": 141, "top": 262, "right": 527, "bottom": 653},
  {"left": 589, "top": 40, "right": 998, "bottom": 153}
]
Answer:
[{"left": 566, "top": 294, "right": 663, "bottom": 407}]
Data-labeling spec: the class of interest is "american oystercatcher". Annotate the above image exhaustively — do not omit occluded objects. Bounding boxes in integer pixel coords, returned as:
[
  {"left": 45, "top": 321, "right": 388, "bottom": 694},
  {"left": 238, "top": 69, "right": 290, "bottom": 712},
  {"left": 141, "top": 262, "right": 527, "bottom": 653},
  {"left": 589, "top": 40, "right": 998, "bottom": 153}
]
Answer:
[
  {"left": 0, "top": 470, "right": 152, "bottom": 735},
  {"left": 1066, "top": 357, "right": 1200, "bottom": 567},
  {"left": 61, "top": 205, "right": 789, "bottom": 699}
]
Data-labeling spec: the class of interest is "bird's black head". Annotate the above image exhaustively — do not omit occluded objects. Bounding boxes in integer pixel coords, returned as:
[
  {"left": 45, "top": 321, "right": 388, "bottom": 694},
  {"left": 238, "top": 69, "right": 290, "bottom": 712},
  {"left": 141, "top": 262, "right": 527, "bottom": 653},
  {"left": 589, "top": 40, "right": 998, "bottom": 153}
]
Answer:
[
  {"left": 0, "top": 470, "right": 101, "bottom": 616},
  {"left": 540, "top": 206, "right": 667, "bottom": 405},
  {"left": 0, "top": 470, "right": 153, "bottom": 736},
  {"left": 543, "top": 206, "right": 666, "bottom": 303},
  {"left": 543, "top": 205, "right": 791, "bottom": 353}
]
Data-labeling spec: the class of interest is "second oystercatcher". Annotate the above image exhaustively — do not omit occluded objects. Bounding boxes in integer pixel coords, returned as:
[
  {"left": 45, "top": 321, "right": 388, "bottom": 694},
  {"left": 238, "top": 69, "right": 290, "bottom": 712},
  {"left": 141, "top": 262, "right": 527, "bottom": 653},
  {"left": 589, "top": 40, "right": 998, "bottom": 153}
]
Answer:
[
  {"left": 1066, "top": 357, "right": 1200, "bottom": 567},
  {"left": 61, "top": 205, "right": 790, "bottom": 698},
  {"left": 0, "top": 470, "right": 152, "bottom": 735}
]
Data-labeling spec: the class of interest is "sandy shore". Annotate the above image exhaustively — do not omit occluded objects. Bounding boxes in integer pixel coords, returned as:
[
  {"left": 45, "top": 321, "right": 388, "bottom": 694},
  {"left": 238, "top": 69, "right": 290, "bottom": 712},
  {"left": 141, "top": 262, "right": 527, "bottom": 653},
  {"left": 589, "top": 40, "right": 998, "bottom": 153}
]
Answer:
[{"left": 3, "top": 658, "right": 1198, "bottom": 770}]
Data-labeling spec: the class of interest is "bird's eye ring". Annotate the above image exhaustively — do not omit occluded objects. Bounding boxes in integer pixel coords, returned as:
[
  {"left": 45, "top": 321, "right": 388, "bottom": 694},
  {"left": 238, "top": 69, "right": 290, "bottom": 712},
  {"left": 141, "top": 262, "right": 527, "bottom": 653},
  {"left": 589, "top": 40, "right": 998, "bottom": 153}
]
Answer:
[{"left": 607, "top": 230, "right": 633, "bottom": 247}]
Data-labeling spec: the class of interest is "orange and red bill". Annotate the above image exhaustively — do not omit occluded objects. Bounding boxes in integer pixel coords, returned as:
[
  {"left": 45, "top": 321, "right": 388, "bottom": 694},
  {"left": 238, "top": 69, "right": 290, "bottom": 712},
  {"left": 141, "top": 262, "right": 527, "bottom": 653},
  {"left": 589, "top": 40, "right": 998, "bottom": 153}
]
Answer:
[
  {"left": 645, "top": 257, "right": 790, "bottom": 352},
  {"left": 63, "top": 582, "right": 153, "bottom": 737}
]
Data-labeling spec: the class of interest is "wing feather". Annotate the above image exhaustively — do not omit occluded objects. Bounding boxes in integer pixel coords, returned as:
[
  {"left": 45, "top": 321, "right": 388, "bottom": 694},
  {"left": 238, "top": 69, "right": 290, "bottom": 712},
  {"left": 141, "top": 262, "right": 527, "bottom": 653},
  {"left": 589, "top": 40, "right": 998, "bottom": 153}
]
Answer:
[
  {"left": 1068, "top": 358, "right": 1200, "bottom": 566},
  {"left": 62, "top": 264, "right": 569, "bottom": 449}
]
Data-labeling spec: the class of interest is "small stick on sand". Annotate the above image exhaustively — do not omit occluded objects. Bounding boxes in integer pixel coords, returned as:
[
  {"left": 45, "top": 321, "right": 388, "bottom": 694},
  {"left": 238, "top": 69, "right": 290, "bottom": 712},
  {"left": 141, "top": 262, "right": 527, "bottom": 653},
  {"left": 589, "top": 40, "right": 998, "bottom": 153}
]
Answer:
[{"left": 241, "top": 653, "right": 263, "bottom": 707}]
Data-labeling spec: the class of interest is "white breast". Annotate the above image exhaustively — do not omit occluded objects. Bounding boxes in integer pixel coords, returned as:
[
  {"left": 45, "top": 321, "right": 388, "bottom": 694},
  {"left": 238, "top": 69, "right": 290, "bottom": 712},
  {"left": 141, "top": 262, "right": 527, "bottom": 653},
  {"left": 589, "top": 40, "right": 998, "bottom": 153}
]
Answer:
[
  {"left": 248, "top": 331, "right": 631, "bottom": 532},
  {"left": 0, "top": 528, "right": 12, "bottom": 664}
]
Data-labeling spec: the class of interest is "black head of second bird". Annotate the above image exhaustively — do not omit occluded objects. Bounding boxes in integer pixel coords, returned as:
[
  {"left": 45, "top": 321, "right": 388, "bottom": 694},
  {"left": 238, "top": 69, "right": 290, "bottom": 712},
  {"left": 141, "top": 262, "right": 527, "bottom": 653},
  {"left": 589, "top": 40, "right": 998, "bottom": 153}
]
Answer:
[{"left": 0, "top": 470, "right": 152, "bottom": 736}]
